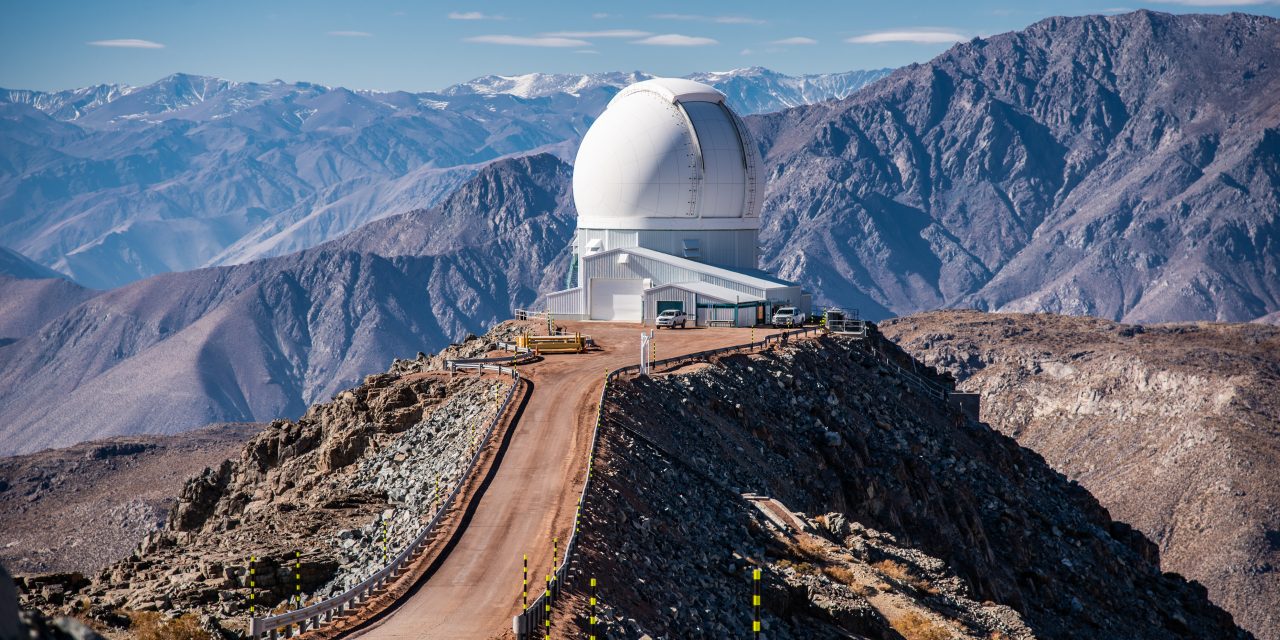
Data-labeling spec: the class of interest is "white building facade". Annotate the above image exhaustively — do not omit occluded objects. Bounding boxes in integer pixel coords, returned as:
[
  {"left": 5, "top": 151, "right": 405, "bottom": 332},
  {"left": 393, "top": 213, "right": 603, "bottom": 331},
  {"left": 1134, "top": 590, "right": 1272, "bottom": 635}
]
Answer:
[{"left": 546, "top": 78, "right": 810, "bottom": 325}]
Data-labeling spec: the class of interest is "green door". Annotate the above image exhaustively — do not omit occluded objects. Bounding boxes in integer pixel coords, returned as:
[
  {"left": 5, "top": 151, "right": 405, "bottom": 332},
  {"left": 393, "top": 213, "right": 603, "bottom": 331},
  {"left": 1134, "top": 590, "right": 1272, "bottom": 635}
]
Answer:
[{"left": 656, "top": 300, "right": 684, "bottom": 314}]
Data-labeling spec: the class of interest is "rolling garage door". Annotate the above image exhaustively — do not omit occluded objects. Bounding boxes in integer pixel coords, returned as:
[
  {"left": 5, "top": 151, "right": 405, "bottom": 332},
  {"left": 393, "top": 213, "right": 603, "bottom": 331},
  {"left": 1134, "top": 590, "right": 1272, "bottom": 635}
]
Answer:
[{"left": 589, "top": 278, "right": 643, "bottom": 322}]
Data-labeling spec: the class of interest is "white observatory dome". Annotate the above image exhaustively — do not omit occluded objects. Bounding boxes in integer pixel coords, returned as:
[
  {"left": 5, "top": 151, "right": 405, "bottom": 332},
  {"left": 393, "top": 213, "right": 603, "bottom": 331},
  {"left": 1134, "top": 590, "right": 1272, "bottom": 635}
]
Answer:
[{"left": 573, "top": 78, "right": 763, "bottom": 231}]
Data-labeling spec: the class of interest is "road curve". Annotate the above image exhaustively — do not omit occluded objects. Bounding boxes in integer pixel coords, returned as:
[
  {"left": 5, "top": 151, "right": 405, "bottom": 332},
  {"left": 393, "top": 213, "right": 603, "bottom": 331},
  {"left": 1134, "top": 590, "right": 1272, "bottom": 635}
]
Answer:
[{"left": 344, "top": 323, "right": 779, "bottom": 639}]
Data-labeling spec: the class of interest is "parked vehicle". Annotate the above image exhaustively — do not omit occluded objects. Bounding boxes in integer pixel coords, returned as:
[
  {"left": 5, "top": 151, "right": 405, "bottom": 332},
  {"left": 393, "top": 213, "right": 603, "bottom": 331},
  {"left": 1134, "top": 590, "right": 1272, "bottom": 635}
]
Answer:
[
  {"left": 771, "top": 306, "right": 803, "bottom": 327},
  {"left": 655, "top": 309, "right": 689, "bottom": 328}
]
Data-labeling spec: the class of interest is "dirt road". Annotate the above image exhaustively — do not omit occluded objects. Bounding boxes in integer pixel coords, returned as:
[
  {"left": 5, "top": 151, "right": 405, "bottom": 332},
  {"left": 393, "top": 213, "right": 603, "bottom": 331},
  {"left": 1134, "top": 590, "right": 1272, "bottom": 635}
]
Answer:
[{"left": 344, "top": 322, "right": 780, "bottom": 639}]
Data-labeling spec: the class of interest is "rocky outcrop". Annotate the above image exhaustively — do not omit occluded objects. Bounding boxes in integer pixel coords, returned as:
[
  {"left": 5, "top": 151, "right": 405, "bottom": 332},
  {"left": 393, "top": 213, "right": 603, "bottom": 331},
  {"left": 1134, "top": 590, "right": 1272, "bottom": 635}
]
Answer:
[
  {"left": 751, "top": 10, "right": 1280, "bottom": 323},
  {"left": 15, "top": 328, "right": 518, "bottom": 638},
  {"left": 881, "top": 310, "right": 1280, "bottom": 640},
  {"left": 562, "top": 334, "right": 1250, "bottom": 639},
  {"left": 0, "top": 424, "right": 259, "bottom": 576}
]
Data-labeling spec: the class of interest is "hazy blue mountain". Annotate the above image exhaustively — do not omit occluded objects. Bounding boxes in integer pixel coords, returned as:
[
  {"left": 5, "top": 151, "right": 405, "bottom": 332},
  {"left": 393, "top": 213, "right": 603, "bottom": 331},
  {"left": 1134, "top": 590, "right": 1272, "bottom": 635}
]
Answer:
[
  {"left": 0, "top": 68, "right": 886, "bottom": 289},
  {"left": 0, "top": 245, "right": 65, "bottom": 280},
  {"left": 0, "top": 154, "right": 573, "bottom": 455}
]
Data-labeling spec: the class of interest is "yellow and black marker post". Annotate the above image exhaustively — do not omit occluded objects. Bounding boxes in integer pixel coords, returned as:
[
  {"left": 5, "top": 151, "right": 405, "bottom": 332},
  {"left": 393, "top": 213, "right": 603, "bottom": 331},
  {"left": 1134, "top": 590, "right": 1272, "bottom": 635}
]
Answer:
[
  {"left": 753, "top": 568, "right": 761, "bottom": 638},
  {"left": 248, "top": 556, "right": 256, "bottom": 616},
  {"left": 588, "top": 577, "right": 598, "bottom": 640},
  {"left": 549, "top": 536, "right": 558, "bottom": 614},
  {"left": 295, "top": 551, "right": 302, "bottom": 612},
  {"left": 522, "top": 554, "right": 528, "bottom": 608},
  {"left": 543, "top": 574, "right": 551, "bottom": 640}
]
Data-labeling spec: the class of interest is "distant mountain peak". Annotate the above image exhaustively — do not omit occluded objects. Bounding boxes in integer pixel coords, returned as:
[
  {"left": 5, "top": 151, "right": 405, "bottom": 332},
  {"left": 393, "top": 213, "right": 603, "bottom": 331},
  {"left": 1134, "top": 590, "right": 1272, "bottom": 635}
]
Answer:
[{"left": 0, "top": 246, "right": 68, "bottom": 281}]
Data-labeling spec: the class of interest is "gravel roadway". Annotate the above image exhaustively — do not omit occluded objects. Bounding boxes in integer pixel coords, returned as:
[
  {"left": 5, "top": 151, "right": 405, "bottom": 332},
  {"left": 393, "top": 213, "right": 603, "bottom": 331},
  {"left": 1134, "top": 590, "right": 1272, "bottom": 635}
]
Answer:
[{"left": 344, "top": 322, "right": 781, "bottom": 639}]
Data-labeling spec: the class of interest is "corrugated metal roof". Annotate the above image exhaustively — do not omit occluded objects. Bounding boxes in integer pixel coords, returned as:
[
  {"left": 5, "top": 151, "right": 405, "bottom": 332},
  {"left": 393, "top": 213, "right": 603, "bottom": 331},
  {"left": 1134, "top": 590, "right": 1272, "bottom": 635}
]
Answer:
[
  {"left": 651, "top": 281, "right": 765, "bottom": 303},
  {"left": 615, "top": 246, "right": 798, "bottom": 291}
]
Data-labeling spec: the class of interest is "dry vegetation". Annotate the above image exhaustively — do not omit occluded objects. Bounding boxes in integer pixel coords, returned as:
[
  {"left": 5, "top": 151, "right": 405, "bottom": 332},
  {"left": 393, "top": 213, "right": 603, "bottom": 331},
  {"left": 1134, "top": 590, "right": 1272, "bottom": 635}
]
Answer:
[
  {"left": 127, "top": 612, "right": 212, "bottom": 640},
  {"left": 891, "top": 611, "right": 954, "bottom": 640},
  {"left": 873, "top": 559, "right": 939, "bottom": 595}
]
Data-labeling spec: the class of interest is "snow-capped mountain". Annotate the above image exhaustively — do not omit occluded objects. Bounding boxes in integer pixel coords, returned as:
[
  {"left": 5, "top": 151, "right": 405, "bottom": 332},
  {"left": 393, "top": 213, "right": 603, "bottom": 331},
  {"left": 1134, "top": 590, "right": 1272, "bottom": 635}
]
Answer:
[
  {"left": 0, "top": 83, "right": 133, "bottom": 121},
  {"left": 688, "top": 67, "right": 892, "bottom": 115},
  {"left": 441, "top": 66, "right": 890, "bottom": 114},
  {"left": 441, "top": 71, "right": 655, "bottom": 99},
  {"left": 0, "top": 67, "right": 886, "bottom": 288}
]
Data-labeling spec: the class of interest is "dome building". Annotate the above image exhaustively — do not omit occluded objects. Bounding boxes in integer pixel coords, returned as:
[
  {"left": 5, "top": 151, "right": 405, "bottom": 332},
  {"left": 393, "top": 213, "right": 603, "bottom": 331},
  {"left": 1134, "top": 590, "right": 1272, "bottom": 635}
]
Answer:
[{"left": 546, "top": 78, "right": 809, "bottom": 325}]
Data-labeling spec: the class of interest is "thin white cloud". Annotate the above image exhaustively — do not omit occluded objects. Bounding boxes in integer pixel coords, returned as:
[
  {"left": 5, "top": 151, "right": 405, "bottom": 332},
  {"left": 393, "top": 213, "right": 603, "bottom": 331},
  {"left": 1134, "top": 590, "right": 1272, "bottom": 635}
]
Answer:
[
  {"left": 652, "top": 13, "right": 766, "bottom": 25},
  {"left": 86, "top": 38, "right": 165, "bottom": 49},
  {"left": 632, "top": 33, "right": 718, "bottom": 46},
  {"left": 449, "top": 11, "right": 505, "bottom": 20},
  {"left": 771, "top": 36, "right": 818, "bottom": 45},
  {"left": 846, "top": 30, "right": 968, "bottom": 44},
  {"left": 740, "top": 48, "right": 753, "bottom": 55},
  {"left": 465, "top": 34, "right": 591, "bottom": 47},
  {"left": 542, "top": 29, "right": 651, "bottom": 38},
  {"left": 592, "top": 12, "right": 615, "bottom": 19},
  {"left": 575, "top": 50, "right": 599, "bottom": 54},
  {"left": 1152, "top": 0, "right": 1276, "bottom": 5},
  {"left": 327, "top": 31, "right": 373, "bottom": 37}
]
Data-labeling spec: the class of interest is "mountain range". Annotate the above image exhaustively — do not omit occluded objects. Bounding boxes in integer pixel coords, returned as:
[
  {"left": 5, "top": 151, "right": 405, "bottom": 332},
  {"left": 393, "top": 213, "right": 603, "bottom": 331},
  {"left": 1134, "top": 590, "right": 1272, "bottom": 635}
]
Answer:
[
  {"left": 0, "top": 154, "right": 574, "bottom": 455},
  {"left": 752, "top": 10, "right": 1280, "bottom": 323},
  {"left": 1, "top": 10, "right": 1279, "bottom": 453},
  {"left": 0, "top": 67, "right": 888, "bottom": 289}
]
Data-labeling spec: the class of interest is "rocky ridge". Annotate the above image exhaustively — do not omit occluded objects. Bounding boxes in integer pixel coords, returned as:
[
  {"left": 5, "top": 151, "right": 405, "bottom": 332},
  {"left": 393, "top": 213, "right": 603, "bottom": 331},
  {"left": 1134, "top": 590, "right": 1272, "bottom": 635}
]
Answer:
[
  {"left": 14, "top": 324, "right": 526, "bottom": 638},
  {"left": 557, "top": 333, "right": 1249, "bottom": 638},
  {"left": 880, "top": 310, "right": 1280, "bottom": 640},
  {"left": 752, "top": 10, "right": 1280, "bottom": 323}
]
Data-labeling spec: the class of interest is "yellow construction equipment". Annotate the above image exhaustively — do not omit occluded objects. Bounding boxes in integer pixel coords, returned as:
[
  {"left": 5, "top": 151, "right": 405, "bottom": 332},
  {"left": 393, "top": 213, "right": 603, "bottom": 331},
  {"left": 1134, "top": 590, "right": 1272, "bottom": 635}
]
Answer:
[{"left": 516, "top": 332, "right": 586, "bottom": 355}]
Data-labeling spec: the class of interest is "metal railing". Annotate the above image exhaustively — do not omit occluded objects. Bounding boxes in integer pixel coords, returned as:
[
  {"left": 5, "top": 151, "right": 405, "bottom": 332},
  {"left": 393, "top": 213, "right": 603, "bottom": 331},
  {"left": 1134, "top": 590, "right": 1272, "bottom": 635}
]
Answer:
[
  {"left": 868, "top": 342, "right": 950, "bottom": 403},
  {"left": 512, "top": 325, "right": 822, "bottom": 638},
  {"left": 513, "top": 309, "right": 550, "bottom": 321},
  {"left": 248, "top": 364, "right": 522, "bottom": 639},
  {"left": 447, "top": 351, "right": 535, "bottom": 371}
]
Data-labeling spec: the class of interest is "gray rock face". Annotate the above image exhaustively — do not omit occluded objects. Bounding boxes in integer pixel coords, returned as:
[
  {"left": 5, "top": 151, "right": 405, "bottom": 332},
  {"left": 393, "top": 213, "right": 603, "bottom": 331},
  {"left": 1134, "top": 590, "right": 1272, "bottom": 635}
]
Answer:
[
  {"left": 0, "top": 155, "right": 573, "bottom": 455},
  {"left": 751, "top": 10, "right": 1280, "bottom": 323},
  {"left": 882, "top": 310, "right": 1280, "bottom": 640}
]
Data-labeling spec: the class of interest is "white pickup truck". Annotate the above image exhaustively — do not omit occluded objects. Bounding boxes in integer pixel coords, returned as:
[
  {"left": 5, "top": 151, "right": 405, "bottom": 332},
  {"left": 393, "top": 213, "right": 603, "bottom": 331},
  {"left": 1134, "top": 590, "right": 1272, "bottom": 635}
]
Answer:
[
  {"left": 770, "top": 306, "right": 804, "bottom": 328},
  {"left": 655, "top": 309, "right": 689, "bottom": 328}
]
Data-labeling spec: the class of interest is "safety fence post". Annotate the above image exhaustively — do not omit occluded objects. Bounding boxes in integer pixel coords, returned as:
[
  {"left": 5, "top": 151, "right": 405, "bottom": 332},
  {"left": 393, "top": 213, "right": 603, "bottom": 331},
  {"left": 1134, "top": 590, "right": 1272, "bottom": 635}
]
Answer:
[
  {"left": 589, "top": 577, "right": 598, "bottom": 640},
  {"left": 248, "top": 556, "right": 257, "bottom": 617},
  {"left": 544, "top": 574, "right": 552, "bottom": 639},
  {"left": 753, "top": 568, "right": 761, "bottom": 639}
]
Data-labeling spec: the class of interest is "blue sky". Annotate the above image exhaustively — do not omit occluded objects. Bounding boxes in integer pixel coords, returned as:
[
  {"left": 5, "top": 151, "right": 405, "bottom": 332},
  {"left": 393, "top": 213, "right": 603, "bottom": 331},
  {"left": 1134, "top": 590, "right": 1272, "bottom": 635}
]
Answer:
[{"left": 2, "top": 0, "right": 1278, "bottom": 91}]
